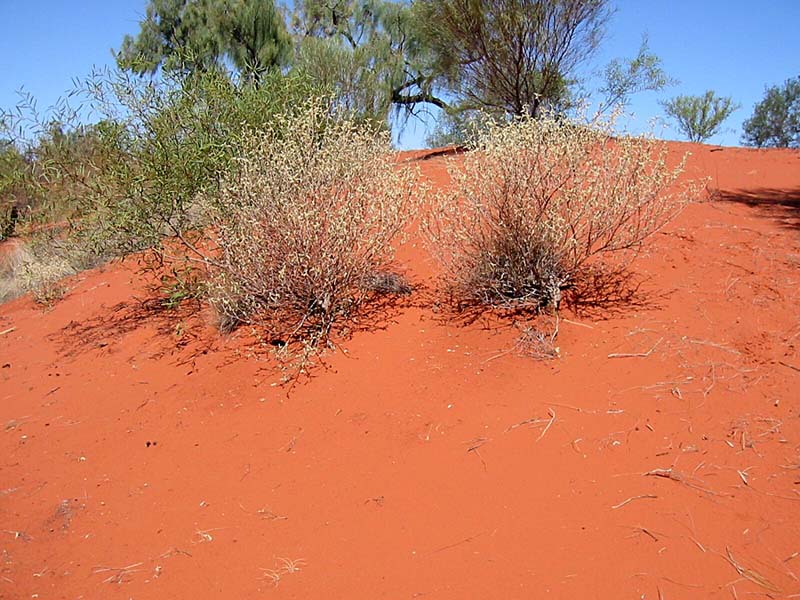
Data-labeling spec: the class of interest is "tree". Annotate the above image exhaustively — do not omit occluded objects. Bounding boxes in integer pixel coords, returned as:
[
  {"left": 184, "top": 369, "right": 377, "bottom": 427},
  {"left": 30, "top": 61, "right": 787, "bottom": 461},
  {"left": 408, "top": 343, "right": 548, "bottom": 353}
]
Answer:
[
  {"left": 596, "top": 36, "right": 675, "bottom": 115},
  {"left": 742, "top": 77, "right": 800, "bottom": 148},
  {"left": 661, "top": 91, "right": 739, "bottom": 143},
  {"left": 290, "top": 0, "right": 446, "bottom": 123},
  {"left": 117, "top": 0, "right": 290, "bottom": 80},
  {"left": 219, "top": 0, "right": 292, "bottom": 81},
  {"left": 415, "top": 0, "right": 611, "bottom": 117}
]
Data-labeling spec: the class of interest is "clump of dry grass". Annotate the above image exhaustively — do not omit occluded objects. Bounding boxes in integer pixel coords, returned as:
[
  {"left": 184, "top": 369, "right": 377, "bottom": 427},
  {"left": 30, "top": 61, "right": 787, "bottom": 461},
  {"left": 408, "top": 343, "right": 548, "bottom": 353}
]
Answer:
[
  {"left": 0, "top": 235, "right": 105, "bottom": 305},
  {"left": 516, "top": 322, "right": 561, "bottom": 360},
  {"left": 206, "top": 99, "right": 419, "bottom": 344},
  {"left": 0, "top": 244, "right": 25, "bottom": 303},
  {"left": 0, "top": 242, "right": 72, "bottom": 305},
  {"left": 424, "top": 110, "right": 699, "bottom": 313}
]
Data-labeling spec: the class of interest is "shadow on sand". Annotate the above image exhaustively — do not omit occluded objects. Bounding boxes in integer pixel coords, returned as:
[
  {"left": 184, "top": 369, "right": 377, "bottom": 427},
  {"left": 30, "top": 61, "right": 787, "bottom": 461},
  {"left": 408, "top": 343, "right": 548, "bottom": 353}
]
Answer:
[{"left": 714, "top": 187, "right": 800, "bottom": 231}]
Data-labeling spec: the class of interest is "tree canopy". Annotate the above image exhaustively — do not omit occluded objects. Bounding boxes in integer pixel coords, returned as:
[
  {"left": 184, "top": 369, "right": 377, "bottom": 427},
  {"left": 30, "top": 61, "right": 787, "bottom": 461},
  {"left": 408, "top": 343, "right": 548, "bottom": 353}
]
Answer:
[
  {"left": 290, "top": 0, "right": 445, "bottom": 122},
  {"left": 414, "top": 0, "right": 610, "bottom": 117},
  {"left": 117, "top": 0, "right": 675, "bottom": 131},
  {"left": 661, "top": 91, "right": 739, "bottom": 143},
  {"left": 742, "top": 77, "right": 800, "bottom": 148},
  {"left": 117, "top": 0, "right": 291, "bottom": 80}
]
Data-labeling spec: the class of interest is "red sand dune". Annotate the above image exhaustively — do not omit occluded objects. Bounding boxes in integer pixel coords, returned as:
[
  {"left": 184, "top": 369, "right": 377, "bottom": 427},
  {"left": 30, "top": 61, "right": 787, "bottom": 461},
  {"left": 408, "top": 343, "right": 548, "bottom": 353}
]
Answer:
[{"left": 1, "top": 142, "right": 799, "bottom": 599}]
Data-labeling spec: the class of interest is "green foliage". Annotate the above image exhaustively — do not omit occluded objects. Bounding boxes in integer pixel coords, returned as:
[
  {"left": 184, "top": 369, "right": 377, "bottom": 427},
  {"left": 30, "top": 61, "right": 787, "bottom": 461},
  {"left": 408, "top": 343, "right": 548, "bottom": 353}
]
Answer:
[
  {"left": 415, "top": 0, "right": 610, "bottom": 117},
  {"left": 117, "top": 0, "right": 290, "bottom": 79},
  {"left": 2, "top": 66, "right": 317, "bottom": 276},
  {"left": 597, "top": 36, "right": 675, "bottom": 114},
  {"left": 661, "top": 91, "right": 739, "bottom": 143},
  {"left": 290, "top": 0, "right": 445, "bottom": 125},
  {"left": 742, "top": 77, "right": 800, "bottom": 148},
  {"left": 0, "top": 203, "right": 17, "bottom": 240},
  {"left": 159, "top": 264, "right": 204, "bottom": 309},
  {"left": 426, "top": 109, "right": 501, "bottom": 148},
  {"left": 218, "top": 0, "right": 292, "bottom": 81},
  {"left": 293, "top": 36, "right": 390, "bottom": 124},
  {"left": 0, "top": 141, "right": 28, "bottom": 239},
  {"left": 1, "top": 106, "right": 122, "bottom": 236}
]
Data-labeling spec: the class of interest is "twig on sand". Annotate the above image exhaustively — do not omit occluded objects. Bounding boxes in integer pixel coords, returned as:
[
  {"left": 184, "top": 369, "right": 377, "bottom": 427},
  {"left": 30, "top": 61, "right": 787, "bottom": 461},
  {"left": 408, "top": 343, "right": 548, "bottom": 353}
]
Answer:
[
  {"left": 560, "top": 317, "right": 594, "bottom": 329},
  {"left": 643, "top": 468, "right": 726, "bottom": 497},
  {"left": 778, "top": 360, "right": 800, "bottom": 373},
  {"left": 504, "top": 408, "right": 556, "bottom": 441},
  {"left": 158, "top": 547, "right": 192, "bottom": 559},
  {"left": 627, "top": 526, "right": 660, "bottom": 542},
  {"left": 536, "top": 408, "right": 556, "bottom": 442},
  {"left": 687, "top": 337, "right": 740, "bottom": 355},
  {"left": 547, "top": 402, "right": 594, "bottom": 414},
  {"left": 484, "top": 347, "right": 515, "bottom": 363},
  {"left": 466, "top": 437, "right": 489, "bottom": 471},
  {"left": 704, "top": 363, "right": 717, "bottom": 398},
  {"left": 261, "top": 557, "right": 305, "bottom": 587},
  {"left": 505, "top": 417, "right": 550, "bottom": 433},
  {"left": 238, "top": 503, "right": 288, "bottom": 521},
  {"left": 2, "top": 529, "right": 31, "bottom": 542},
  {"left": 611, "top": 494, "right": 658, "bottom": 510},
  {"left": 0, "top": 327, "right": 15, "bottom": 336},
  {"left": 736, "top": 469, "right": 750, "bottom": 486},
  {"left": 608, "top": 337, "right": 663, "bottom": 359},
  {"left": 722, "top": 547, "right": 782, "bottom": 594},
  {"left": 433, "top": 533, "right": 485, "bottom": 554},
  {"left": 91, "top": 562, "right": 144, "bottom": 584},
  {"left": 689, "top": 537, "right": 707, "bottom": 553},
  {"left": 192, "top": 527, "right": 229, "bottom": 544}
]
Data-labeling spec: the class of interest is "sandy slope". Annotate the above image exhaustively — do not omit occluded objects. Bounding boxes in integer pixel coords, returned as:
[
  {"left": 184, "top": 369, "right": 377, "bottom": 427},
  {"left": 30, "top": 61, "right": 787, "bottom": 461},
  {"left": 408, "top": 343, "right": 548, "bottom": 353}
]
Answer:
[{"left": 1, "top": 143, "right": 799, "bottom": 599}]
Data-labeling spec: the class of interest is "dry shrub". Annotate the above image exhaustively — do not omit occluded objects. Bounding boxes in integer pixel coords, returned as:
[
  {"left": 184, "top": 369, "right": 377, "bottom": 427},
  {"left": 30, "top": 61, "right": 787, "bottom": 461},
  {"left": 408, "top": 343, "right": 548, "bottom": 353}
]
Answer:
[
  {"left": 0, "top": 233, "right": 107, "bottom": 305},
  {"left": 0, "top": 244, "right": 25, "bottom": 303},
  {"left": 516, "top": 322, "right": 561, "bottom": 360},
  {"left": 0, "top": 242, "right": 72, "bottom": 305},
  {"left": 207, "top": 99, "right": 418, "bottom": 342},
  {"left": 424, "top": 111, "right": 697, "bottom": 312}
]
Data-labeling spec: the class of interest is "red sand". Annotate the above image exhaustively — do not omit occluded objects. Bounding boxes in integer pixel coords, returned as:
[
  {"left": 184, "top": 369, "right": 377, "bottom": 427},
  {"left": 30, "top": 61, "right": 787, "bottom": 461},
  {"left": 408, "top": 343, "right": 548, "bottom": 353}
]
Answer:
[{"left": 1, "top": 142, "right": 800, "bottom": 599}]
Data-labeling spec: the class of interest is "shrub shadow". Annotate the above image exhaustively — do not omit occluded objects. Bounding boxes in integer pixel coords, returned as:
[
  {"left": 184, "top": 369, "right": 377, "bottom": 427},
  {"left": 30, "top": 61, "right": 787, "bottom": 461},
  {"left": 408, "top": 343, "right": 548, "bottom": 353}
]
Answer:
[
  {"left": 714, "top": 187, "right": 800, "bottom": 231},
  {"left": 564, "top": 269, "right": 666, "bottom": 318},
  {"left": 52, "top": 295, "right": 214, "bottom": 361},
  {"left": 51, "top": 281, "right": 420, "bottom": 387},
  {"left": 427, "top": 267, "right": 665, "bottom": 327}
]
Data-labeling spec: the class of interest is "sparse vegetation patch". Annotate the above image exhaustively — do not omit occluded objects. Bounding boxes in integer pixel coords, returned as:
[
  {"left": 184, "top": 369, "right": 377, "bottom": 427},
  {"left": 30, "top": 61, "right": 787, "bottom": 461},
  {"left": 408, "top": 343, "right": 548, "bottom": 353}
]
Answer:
[
  {"left": 204, "top": 99, "right": 418, "bottom": 344},
  {"left": 424, "top": 110, "right": 697, "bottom": 313}
]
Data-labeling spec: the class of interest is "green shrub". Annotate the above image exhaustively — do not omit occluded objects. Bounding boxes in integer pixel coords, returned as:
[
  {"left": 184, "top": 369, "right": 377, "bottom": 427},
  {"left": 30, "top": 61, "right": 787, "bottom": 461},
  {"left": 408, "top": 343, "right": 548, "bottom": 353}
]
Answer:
[
  {"left": 1, "top": 68, "right": 318, "bottom": 304},
  {"left": 67, "top": 68, "right": 318, "bottom": 259},
  {"left": 0, "top": 142, "right": 30, "bottom": 240}
]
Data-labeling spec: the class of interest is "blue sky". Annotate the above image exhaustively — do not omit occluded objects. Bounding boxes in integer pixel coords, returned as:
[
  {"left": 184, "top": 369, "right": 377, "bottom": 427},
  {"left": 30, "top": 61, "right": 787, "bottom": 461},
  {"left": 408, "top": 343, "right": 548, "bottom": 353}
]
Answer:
[{"left": 2, "top": 1, "right": 799, "bottom": 149}]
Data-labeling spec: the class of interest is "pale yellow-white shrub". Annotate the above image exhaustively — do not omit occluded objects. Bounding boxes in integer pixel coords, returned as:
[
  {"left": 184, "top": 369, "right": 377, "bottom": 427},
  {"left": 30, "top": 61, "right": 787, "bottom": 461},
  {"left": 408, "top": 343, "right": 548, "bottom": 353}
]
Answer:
[
  {"left": 424, "top": 111, "right": 696, "bottom": 311},
  {"left": 207, "top": 99, "right": 418, "bottom": 340}
]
